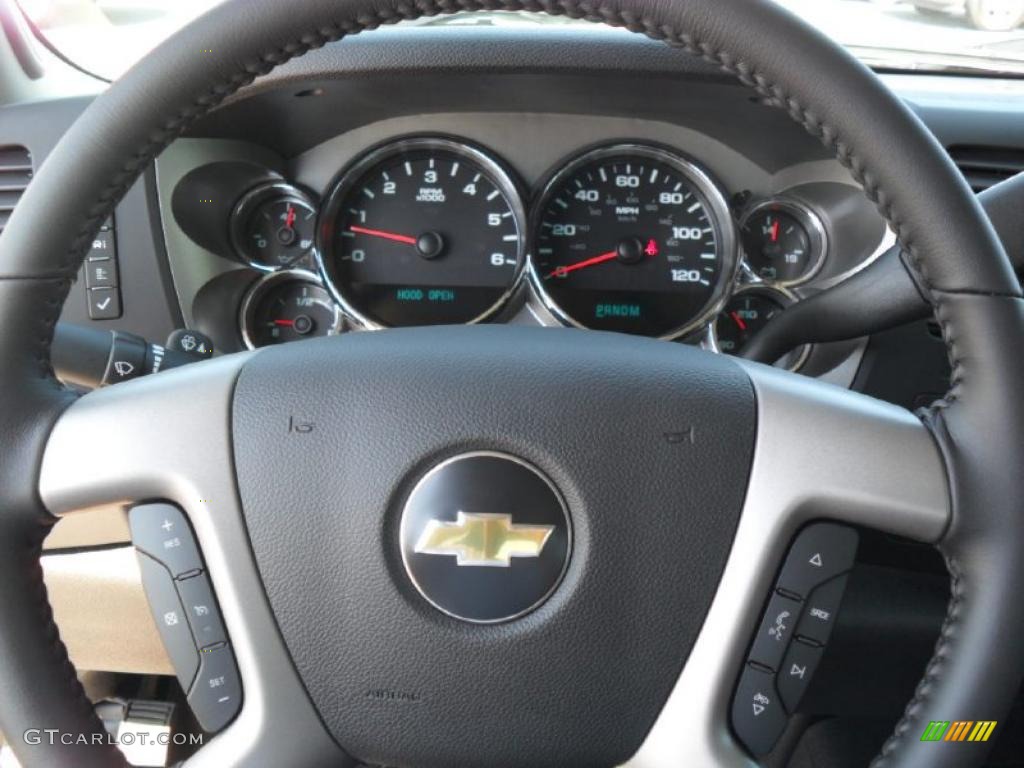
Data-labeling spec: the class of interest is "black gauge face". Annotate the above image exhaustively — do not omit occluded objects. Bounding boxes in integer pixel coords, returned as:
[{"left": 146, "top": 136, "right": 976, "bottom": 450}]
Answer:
[
  {"left": 531, "top": 146, "right": 732, "bottom": 338},
  {"left": 242, "top": 274, "right": 341, "bottom": 348},
  {"left": 741, "top": 208, "right": 814, "bottom": 283},
  {"left": 715, "top": 291, "right": 806, "bottom": 370},
  {"left": 715, "top": 292, "right": 785, "bottom": 354},
  {"left": 234, "top": 185, "right": 316, "bottom": 269},
  {"left": 319, "top": 140, "right": 525, "bottom": 328}
]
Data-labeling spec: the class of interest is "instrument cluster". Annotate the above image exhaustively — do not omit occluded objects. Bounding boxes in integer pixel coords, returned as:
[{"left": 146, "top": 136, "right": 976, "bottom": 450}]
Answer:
[{"left": 181, "top": 136, "right": 833, "bottom": 369}]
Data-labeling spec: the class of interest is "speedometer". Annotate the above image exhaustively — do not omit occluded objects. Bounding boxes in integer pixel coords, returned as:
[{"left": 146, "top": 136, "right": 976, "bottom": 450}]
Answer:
[
  {"left": 529, "top": 144, "right": 737, "bottom": 338},
  {"left": 317, "top": 137, "right": 526, "bottom": 328}
]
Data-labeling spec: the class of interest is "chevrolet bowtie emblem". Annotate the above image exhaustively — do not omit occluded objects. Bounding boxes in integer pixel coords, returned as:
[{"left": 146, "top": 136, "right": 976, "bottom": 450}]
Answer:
[{"left": 414, "top": 511, "right": 555, "bottom": 567}]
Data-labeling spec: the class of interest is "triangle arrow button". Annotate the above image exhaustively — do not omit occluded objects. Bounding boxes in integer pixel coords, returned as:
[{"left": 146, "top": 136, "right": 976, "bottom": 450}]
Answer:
[{"left": 809, "top": 553, "right": 823, "bottom": 567}]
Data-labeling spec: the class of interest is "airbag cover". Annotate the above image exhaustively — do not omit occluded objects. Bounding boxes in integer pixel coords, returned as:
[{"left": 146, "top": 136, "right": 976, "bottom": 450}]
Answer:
[{"left": 232, "top": 326, "right": 755, "bottom": 768}]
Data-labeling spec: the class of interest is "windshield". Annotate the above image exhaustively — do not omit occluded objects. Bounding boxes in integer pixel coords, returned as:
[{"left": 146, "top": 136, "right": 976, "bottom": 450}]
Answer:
[{"left": 17, "top": 0, "right": 1024, "bottom": 81}]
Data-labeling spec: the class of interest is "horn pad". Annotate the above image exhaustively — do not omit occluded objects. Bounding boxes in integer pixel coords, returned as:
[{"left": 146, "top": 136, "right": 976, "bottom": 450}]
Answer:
[{"left": 232, "top": 326, "right": 755, "bottom": 768}]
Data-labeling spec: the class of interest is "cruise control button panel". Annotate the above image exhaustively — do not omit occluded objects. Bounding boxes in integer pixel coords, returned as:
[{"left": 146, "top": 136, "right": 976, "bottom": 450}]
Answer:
[
  {"left": 130, "top": 503, "right": 202, "bottom": 578},
  {"left": 136, "top": 552, "right": 199, "bottom": 690},
  {"left": 131, "top": 503, "right": 241, "bottom": 733},
  {"left": 731, "top": 523, "right": 858, "bottom": 758},
  {"left": 189, "top": 644, "right": 242, "bottom": 733},
  {"left": 177, "top": 573, "right": 228, "bottom": 649}
]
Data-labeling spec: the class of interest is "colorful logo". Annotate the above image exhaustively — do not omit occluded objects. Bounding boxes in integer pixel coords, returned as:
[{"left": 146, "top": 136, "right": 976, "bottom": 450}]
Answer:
[
  {"left": 414, "top": 511, "right": 554, "bottom": 567},
  {"left": 920, "top": 721, "right": 997, "bottom": 743}
]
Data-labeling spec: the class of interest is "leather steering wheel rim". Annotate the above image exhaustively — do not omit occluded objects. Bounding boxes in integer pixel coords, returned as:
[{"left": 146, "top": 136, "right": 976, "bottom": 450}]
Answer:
[{"left": 2, "top": 1, "right": 1023, "bottom": 767}]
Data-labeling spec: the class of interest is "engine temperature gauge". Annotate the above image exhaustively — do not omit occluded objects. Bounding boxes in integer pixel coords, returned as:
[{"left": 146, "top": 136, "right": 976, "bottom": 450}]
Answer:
[
  {"left": 231, "top": 183, "right": 317, "bottom": 270},
  {"left": 715, "top": 287, "right": 810, "bottom": 371},
  {"left": 240, "top": 271, "right": 342, "bottom": 349}
]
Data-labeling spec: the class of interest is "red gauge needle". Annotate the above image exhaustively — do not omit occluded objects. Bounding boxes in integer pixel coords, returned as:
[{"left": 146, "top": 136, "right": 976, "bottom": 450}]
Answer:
[
  {"left": 284, "top": 205, "right": 296, "bottom": 230},
  {"left": 273, "top": 319, "right": 295, "bottom": 327},
  {"left": 731, "top": 311, "right": 748, "bottom": 331},
  {"left": 545, "top": 250, "right": 618, "bottom": 280},
  {"left": 349, "top": 225, "right": 418, "bottom": 246},
  {"left": 770, "top": 220, "right": 780, "bottom": 243}
]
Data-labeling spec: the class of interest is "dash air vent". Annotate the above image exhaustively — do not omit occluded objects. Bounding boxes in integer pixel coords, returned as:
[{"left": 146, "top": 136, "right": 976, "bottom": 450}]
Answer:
[
  {"left": 0, "top": 145, "right": 33, "bottom": 235},
  {"left": 948, "top": 145, "right": 1024, "bottom": 194}
]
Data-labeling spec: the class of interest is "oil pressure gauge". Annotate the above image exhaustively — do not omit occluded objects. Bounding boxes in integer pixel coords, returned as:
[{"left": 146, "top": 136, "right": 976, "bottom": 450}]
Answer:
[{"left": 231, "top": 183, "right": 317, "bottom": 271}]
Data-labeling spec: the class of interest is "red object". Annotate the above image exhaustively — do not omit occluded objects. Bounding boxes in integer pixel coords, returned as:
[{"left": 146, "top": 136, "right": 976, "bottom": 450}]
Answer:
[
  {"left": 770, "top": 220, "right": 780, "bottom": 243},
  {"left": 349, "top": 225, "right": 418, "bottom": 246},
  {"left": 545, "top": 250, "right": 618, "bottom": 280},
  {"left": 644, "top": 239, "right": 659, "bottom": 257},
  {"left": 731, "top": 311, "right": 747, "bottom": 331},
  {"left": 284, "top": 205, "right": 296, "bottom": 230},
  {"left": 273, "top": 319, "right": 295, "bottom": 327}
]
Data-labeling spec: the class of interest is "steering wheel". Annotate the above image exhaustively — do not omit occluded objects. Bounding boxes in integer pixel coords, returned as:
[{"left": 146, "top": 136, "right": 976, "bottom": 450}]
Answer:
[{"left": 2, "top": 1, "right": 1023, "bottom": 766}]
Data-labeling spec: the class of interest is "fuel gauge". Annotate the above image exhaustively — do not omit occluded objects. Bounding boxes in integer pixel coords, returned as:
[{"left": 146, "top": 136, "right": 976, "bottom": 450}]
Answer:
[{"left": 240, "top": 271, "right": 342, "bottom": 349}]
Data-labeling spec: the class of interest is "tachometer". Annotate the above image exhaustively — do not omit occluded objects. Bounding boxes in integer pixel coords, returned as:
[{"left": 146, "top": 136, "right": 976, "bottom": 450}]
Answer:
[
  {"left": 529, "top": 144, "right": 737, "bottom": 338},
  {"left": 317, "top": 138, "right": 526, "bottom": 328}
]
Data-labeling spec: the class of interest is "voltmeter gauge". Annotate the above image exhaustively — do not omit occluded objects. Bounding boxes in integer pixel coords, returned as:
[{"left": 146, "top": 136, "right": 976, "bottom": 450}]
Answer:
[
  {"left": 231, "top": 183, "right": 317, "bottom": 271},
  {"left": 740, "top": 200, "right": 827, "bottom": 286}
]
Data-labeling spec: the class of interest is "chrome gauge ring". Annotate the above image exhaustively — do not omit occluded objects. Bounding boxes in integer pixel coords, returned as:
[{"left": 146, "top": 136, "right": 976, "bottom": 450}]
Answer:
[
  {"left": 712, "top": 284, "right": 811, "bottom": 372},
  {"left": 230, "top": 182, "right": 318, "bottom": 272},
  {"left": 739, "top": 198, "right": 828, "bottom": 287},
  {"left": 527, "top": 143, "right": 738, "bottom": 340},
  {"left": 316, "top": 137, "right": 528, "bottom": 329},
  {"left": 239, "top": 269, "right": 343, "bottom": 349}
]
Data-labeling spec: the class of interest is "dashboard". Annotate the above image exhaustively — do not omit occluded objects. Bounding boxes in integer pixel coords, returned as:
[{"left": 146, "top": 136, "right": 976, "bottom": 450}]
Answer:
[
  {"left": 160, "top": 108, "right": 888, "bottom": 379},
  {"left": 7, "top": 25, "right": 1018, "bottom": 401}
]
